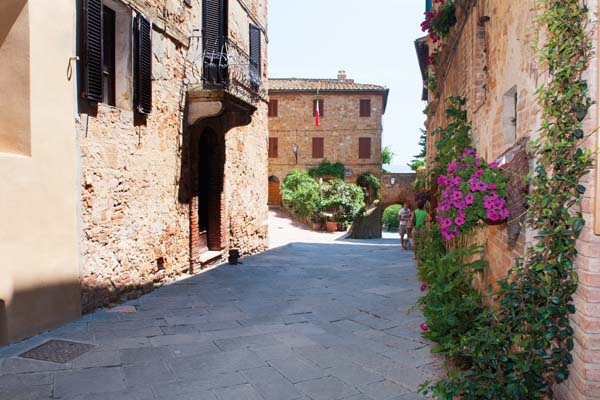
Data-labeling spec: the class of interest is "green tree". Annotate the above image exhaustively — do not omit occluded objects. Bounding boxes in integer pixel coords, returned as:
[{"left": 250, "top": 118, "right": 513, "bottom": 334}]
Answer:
[{"left": 381, "top": 146, "right": 395, "bottom": 165}]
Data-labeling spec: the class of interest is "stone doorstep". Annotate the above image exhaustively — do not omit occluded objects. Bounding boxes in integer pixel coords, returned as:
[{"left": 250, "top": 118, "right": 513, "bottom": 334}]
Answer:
[{"left": 199, "top": 250, "right": 225, "bottom": 265}]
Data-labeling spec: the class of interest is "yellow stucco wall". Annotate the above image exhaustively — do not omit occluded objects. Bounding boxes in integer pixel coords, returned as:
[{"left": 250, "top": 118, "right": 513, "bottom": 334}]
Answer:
[{"left": 0, "top": 0, "right": 80, "bottom": 345}]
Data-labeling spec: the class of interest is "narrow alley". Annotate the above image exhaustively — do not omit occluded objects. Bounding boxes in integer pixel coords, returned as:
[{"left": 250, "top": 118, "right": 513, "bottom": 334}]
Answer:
[{"left": 0, "top": 211, "right": 437, "bottom": 400}]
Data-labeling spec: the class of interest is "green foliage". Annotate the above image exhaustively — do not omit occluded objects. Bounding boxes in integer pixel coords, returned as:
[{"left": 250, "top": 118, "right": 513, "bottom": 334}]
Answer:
[
  {"left": 282, "top": 171, "right": 364, "bottom": 224},
  {"left": 414, "top": 129, "right": 427, "bottom": 159},
  {"left": 418, "top": 2, "right": 595, "bottom": 398},
  {"left": 319, "top": 179, "right": 365, "bottom": 224},
  {"left": 357, "top": 172, "right": 381, "bottom": 200},
  {"left": 432, "top": 96, "right": 473, "bottom": 179},
  {"left": 281, "top": 170, "right": 320, "bottom": 220},
  {"left": 308, "top": 160, "right": 345, "bottom": 180},
  {"left": 381, "top": 146, "right": 395, "bottom": 165},
  {"left": 430, "top": 1, "right": 457, "bottom": 38},
  {"left": 382, "top": 204, "right": 402, "bottom": 230},
  {"left": 408, "top": 159, "right": 425, "bottom": 172}
]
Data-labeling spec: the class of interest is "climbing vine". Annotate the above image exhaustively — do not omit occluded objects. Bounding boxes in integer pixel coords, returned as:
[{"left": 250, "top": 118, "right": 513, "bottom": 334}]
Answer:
[{"left": 418, "top": 1, "right": 595, "bottom": 398}]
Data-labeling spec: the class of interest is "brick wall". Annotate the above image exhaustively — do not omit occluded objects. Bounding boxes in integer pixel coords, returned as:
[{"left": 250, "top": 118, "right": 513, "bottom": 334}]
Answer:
[
  {"left": 268, "top": 91, "right": 385, "bottom": 183},
  {"left": 425, "top": 0, "right": 600, "bottom": 396}
]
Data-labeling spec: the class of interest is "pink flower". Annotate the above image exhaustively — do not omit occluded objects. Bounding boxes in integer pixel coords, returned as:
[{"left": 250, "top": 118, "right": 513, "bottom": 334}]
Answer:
[
  {"left": 500, "top": 208, "right": 510, "bottom": 220},
  {"left": 420, "top": 283, "right": 427, "bottom": 292},
  {"left": 447, "top": 161, "right": 458, "bottom": 173},
  {"left": 488, "top": 183, "right": 497, "bottom": 190},
  {"left": 420, "top": 323, "right": 429, "bottom": 332},
  {"left": 489, "top": 162, "right": 499, "bottom": 169},
  {"left": 475, "top": 181, "right": 488, "bottom": 191},
  {"left": 454, "top": 216, "right": 466, "bottom": 226},
  {"left": 465, "top": 193, "right": 474, "bottom": 205},
  {"left": 487, "top": 210, "right": 500, "bottom": 222},
  {"left": 437, "top": 175, "right": 448, "bottom": 186},
  {"left": 439, "top": 216, "right": 452, "bottom": 229}
]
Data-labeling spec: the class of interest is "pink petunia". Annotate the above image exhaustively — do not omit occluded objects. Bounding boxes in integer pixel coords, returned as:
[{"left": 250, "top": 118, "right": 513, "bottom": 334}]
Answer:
[
  {"left": 487, "top": 210, "right": 500, "bottom": 222},
  {"left": 500, "top": 208, "right": 510, "bottom": 220},
  {"left": 454, "top": 216, "right": 466, "bottom": 226},
  {"left": 488, "top": 183, "right": 497, "bottom": 190},
  {"left": 420, "top": 323, "right": 429, "bottom": 332},
  {"left": 420, "top": 283, "right": 427, "bottom": 292},
  {"left": 465, "top": 193, "right": 475, "bottom": 205},
  {"left": 489, "top": 162, "right": 499, "bottom": 168}
]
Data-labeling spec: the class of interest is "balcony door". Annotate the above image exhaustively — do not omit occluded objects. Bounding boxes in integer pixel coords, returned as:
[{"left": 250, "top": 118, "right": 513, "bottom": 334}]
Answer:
[{"left": 203, "top": 0, "right": 227, "bottom": 85}]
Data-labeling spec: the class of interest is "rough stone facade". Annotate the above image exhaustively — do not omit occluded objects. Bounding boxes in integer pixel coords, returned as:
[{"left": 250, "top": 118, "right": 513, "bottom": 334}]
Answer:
[
  {"left": 380, "top": 173, "right": 417, "bottom": 211},
  {"left": 420, "top": 0, "right": 600, "bottom": 396},
  {"left": 267, "top": 75, "right": 388, "bottom": 190},
  {"left": 78, "top": 0, "right": 269, "bottom": 312}
]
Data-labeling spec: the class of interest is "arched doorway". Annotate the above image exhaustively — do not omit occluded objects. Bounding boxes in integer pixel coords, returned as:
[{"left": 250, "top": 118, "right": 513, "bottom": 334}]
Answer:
[
  {"left": 197, "top": 127, "right": 226, "bottom": 252},
  {"left": 268, "top": 175, "right": 282, "bottom": 205}
]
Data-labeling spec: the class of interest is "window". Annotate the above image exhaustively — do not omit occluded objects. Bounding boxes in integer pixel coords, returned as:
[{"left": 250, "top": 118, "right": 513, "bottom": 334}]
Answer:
[
  {"left": 203, "top": 0, "right": 227, "bottom": 84},
  {"left": 360, "top": 99, "right": 371, "bottom": 117},
  {"left": 359, "top": 137, "right": 371, "bottom": 159},
  {"left": 313, "top": 99, "right": 324, "bottom": 117},
  {"left": 81, "top": 0, "right": 145, "bottom": 112},
  {"left": 502, "top": 86, "right": 517, "bottom": 144},
  {"left": 268, "top": 99, "right": 278, "bottom": 117},
  {"left": 134, "top": 13, "right": 152, "bottom": 114},
  {"left": 312, "top": 137, "right": 324, "bottom": 159},
  {"left": 268, "top": 137, "right": 278, "bottom": 158},
  {"left": 249, "top": 24, "right": 261, "bottom": 86},
  {"left": 102, "top": 6, "right": 116, "bottom": 106}
]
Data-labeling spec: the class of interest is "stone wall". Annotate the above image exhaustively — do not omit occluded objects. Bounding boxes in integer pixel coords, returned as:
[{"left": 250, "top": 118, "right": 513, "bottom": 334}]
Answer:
[
  {"left": 225, "top": 104, "right": 270, "bottom": 255},
  {"left": 268, "top": 91, "right": 385, "bottom": 183},
  {"left": 78, "top": 0, "right": 269, "bottom": 312},
  {"left": 380, "top": 173, "right": 416, "bottom": 210},
  {"left": 425, "top": 0, "right": 600, "bottom": 396}
]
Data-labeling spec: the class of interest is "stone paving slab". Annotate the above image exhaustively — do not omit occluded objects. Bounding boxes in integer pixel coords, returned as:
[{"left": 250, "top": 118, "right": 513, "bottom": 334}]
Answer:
[{"left": 0, "top": 210, "right": 440, "bottom": 399}]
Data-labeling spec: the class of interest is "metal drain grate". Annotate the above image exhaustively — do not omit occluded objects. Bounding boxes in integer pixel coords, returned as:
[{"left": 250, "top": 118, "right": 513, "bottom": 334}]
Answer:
[{"left": 19, "top": 340, "right": 95, "bottom": 364}]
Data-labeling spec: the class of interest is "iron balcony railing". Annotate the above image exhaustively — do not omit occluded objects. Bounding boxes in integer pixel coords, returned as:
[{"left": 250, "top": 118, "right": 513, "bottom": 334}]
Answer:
[{"left": 185, "top": 34, "right": 266, "bottom": 104}]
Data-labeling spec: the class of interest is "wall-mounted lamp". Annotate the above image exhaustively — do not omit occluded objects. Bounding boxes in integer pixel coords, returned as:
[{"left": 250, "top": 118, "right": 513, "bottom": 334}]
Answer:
[
  {"left": 292, "top": 143, "right": 299, "bottom": 164},
  {"left": 390, "top": 177, "right": 396, "bottom": 186},
  {"left": 479, "top": 15, "right": 491, "bottom": 25}
]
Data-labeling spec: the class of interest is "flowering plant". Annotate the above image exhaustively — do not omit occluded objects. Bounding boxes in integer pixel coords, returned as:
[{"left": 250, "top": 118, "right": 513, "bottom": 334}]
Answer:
[
  {"left": 437, "top": 148, "right": 508, "bottom": 240},
  {"left": 421, "top": 0, "right": 457, "bottom": 44}
]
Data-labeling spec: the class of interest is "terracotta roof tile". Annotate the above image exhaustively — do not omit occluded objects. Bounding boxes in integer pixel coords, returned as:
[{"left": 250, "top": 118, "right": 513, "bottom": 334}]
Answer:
[{"left": 267, "top": 78, "right": 387, "bottom": 92}]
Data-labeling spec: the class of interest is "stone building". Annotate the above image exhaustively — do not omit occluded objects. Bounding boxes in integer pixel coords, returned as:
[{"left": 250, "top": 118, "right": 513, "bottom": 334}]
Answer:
[
  {"left": 416, "top": 0, "right": 600, "bottom": 396},
  {"left": 267, "top": 72, "right": 389, "bottom": 204},
  {"left": 0, "top": 0, "right": 269, "bottom": 345}
]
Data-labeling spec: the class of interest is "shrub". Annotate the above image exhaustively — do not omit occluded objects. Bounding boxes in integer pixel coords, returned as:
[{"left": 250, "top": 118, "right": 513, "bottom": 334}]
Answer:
[
  {"left": 308, "top": 160, "right": 345, "bottom": 180},
  {"left": 357, "top": 172, "right": 381, "bottom": 200},
  {"left": 281, "top": 170, "right": 320, "bottom": 220},
  {"left": 320, "top": 179, "right": 365, "bottom": 224},
  {"left": 382, "top": 204, "right": 402, "bottom": 230}
]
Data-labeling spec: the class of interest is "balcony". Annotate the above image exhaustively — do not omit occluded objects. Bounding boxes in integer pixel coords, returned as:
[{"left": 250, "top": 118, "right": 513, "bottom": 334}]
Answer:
[{"left": 184, "top": 34, "right": 266, "bottom": 126}]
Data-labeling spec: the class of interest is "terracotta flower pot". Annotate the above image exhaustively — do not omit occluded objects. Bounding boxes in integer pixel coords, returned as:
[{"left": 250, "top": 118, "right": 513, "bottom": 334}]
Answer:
[{"left": 325, "top": 221, "right": 337, "bottom": 233}]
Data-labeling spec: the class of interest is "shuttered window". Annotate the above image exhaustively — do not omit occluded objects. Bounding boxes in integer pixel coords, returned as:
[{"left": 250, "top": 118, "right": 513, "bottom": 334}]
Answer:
[
  {"left": 360, "top": 99, "right": 371, "bottom": 117},
  {"left": 102, "top": 6, "right": 116, "bottom": 106},
  {"left": 359, "top": 137, "right": 371, "bottom": 159},
  {"left": 268, "top": 137, "right": 278, "bottom": 158},
  {"left": 312, "top": 138, "right": 324, "bottom": 159},
  {"left": 203, "top": 0, "right": 226, "bottom": 83},
  {"left": 268, "top": 99, "right": 278, "bottom": 117},
  {"left": 249, "top": 24, "right": 261, "bottom": 86},
  {"left": 134, "top": 14, "right": 152, "bottom": 114},
  {"left": 312, "top": 99, "right": 324, "bottom": 117},
  {"left": 82, "top": 0, "right": 104, "bottom": 102}
]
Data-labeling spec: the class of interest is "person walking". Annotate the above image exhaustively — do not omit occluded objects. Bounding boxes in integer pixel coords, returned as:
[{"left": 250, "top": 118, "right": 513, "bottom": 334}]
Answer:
[
  {"left": 397, "top": 203, "right": 412, "bottom": 250},
  {"left": 412, "top": 200, "right": 430, "bottom": 260}
]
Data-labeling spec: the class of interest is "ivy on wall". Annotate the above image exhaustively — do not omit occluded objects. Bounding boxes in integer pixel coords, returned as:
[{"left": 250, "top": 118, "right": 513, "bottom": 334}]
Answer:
[{"left": 418, "top": 1, "right": 595, "bottom": 398}]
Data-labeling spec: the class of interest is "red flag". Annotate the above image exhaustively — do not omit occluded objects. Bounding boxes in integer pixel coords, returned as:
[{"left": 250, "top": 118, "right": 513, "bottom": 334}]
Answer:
[{"left": 315, "top": 99, "right": 320, "bottom": 127}]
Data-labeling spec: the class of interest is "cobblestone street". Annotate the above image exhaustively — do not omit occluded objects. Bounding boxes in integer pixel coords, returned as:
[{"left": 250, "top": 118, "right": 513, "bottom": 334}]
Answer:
[{"left": 0, "top": 210, "right": 439, "bottom": 400}]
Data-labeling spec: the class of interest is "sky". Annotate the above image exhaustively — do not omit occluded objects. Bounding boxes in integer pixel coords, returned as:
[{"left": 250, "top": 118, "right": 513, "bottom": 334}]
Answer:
[{"left": 267, "top": 0, "right": 427, "bottom": 173}]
